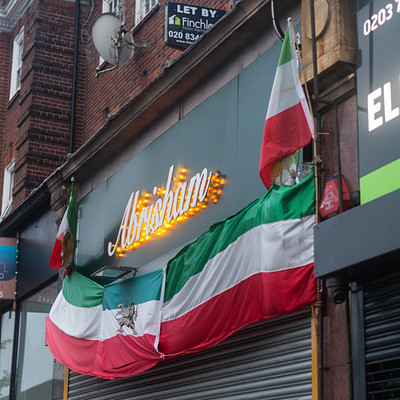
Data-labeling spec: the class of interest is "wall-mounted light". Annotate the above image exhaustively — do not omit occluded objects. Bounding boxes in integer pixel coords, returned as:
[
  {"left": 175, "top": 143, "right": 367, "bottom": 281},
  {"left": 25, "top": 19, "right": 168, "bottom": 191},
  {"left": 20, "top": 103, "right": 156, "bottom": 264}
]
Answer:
[{"left": 90, "top": 265, "right": 138, "bottom": 280}]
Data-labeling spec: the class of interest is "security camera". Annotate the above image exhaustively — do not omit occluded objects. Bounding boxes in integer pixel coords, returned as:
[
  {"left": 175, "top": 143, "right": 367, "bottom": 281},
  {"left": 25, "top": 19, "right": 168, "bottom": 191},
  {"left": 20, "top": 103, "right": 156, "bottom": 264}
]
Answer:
[{"left": 325, "top": 276, "right": 347, "bottom": 304}]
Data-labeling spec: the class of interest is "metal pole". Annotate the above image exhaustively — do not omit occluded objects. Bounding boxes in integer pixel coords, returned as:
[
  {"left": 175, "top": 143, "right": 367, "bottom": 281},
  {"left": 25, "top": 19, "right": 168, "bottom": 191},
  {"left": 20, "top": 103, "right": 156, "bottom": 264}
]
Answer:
[{"left": 69, "top": 0, "right": 81, "bottom": 155}]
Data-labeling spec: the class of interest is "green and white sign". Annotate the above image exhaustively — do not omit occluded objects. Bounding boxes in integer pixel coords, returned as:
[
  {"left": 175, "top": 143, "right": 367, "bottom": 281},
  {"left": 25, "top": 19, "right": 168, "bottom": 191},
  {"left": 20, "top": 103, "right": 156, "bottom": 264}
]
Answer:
[{"left": 357, "top": 0, "right": 400, "bottom": 203}]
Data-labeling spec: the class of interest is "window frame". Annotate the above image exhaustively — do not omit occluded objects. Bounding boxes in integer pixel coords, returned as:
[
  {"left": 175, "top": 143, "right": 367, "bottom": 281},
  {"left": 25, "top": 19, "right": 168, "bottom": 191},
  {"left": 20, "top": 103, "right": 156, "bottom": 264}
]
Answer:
[
  {"left": 1, "top": 158, "right": 15, "bottom": 218},
  {"left": 135, "top": 0, "right": 158, "bottom": 25},
  {"left": 9, "top": 27, "right": 24, "bottom": 100},
  {"left": 102, "top": 0, "right": 120, "bottom": 15}
]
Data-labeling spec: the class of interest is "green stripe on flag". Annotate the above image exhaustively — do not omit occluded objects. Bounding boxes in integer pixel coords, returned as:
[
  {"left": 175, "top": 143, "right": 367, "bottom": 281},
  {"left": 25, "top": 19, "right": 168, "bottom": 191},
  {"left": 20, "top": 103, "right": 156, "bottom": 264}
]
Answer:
[
  {"left": 62, "top": 271, "right": 103, "bottom": 308},
  {"left": 278, "top": 26, "right": 292, "bottom": 67},
  {"left": 103, "top": 269, "right": 164, "bottom": 310},
  {"left": 67, "top": 182, "right": 77, "bottom": 237},
  {"left": 165, "top": 171, "right": 315, "bottom": 302}
]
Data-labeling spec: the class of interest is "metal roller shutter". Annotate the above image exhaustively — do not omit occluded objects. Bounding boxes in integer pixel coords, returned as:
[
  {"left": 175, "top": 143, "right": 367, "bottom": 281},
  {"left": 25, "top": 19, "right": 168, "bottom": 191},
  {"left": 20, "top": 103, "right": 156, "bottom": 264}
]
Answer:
[
  {"left": 364, "top": 272, "right": 400, "bottom": 399},
  {"left": 68, "top": 310, "right": 312, "bottom": 400}
]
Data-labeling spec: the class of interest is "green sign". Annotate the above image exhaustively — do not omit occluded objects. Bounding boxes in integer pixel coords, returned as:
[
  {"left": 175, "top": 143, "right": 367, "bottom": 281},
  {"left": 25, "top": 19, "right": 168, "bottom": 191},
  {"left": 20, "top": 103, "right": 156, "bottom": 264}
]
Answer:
[{"left": 357, "top": 0, "right": 400, "bottom": 203}]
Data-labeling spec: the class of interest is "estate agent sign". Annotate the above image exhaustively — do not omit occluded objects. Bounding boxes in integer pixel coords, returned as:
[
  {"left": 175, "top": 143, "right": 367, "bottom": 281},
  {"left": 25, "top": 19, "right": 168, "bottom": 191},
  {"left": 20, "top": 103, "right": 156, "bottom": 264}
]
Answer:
[{"left": 165, "top": 2, "right": 226, "bottom": 49}]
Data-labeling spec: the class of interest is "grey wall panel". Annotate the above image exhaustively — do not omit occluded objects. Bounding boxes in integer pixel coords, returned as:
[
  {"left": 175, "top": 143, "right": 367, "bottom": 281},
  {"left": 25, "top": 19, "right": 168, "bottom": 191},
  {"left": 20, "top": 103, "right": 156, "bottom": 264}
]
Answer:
[
  {"left": 18, "top": 209, "right": 58, "bottom": 298},
  {"left": 75, "top": 43, "right": 280, "bottom": 279}
]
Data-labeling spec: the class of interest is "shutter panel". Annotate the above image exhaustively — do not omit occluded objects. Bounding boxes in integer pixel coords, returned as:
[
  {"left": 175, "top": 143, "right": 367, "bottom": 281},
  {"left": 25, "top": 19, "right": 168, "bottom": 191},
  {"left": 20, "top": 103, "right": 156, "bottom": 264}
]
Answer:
[
  {"left": 68, "top": 310, "right": 312, "bottom": 400},
  {"left": 364, "top": 272, "right": 400, "bottom": 399}
]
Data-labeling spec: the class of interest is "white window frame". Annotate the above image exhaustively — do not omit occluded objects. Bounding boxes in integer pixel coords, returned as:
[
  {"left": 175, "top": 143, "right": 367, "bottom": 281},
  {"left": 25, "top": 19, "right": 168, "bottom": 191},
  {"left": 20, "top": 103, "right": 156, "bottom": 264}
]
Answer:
[
  {"left": 135, "top": 0, "right": 158, "bottom": 25},
  {"left": 1, "top": 158, "right": 15, "bottom": 218},
  {"left": 102, "top": 0, "right": 120, "bottom": 15},
  {"left": 9, "top": 27, "right": 24, "bottom": 100}
]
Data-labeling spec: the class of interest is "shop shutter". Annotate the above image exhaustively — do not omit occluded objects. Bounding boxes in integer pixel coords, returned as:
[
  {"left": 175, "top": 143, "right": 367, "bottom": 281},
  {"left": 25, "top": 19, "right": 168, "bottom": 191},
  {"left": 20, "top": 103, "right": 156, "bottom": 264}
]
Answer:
[
  {"left": 68, "top": 310, "right": 312, "bottom": 400},
  {"left": 364, "top": 272, "right": 400, "bottom": 399}
]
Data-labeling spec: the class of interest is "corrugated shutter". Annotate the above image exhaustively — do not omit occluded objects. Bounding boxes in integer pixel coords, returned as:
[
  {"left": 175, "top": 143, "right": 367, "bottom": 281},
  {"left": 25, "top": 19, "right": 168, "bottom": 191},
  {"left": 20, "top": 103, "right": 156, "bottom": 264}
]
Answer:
[
  {"left": 68, "top": 310, "right": 312, "bottom": 400},
  {"left": 364, "top": 272, "right": 400, "bottom": 399}
]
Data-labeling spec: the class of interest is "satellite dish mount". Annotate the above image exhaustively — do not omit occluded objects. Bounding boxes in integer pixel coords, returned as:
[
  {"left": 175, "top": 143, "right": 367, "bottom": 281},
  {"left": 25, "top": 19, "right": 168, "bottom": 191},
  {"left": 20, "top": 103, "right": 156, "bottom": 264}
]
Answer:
[{"left": 92, "top": 13, "right": 147, "bottom": 76}]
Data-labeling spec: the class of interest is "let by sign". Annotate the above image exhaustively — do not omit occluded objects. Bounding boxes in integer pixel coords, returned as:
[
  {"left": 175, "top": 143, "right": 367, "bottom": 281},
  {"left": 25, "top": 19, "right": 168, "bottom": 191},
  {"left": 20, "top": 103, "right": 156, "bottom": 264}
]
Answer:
[{"left": 165, "top": 2, "right": 226, "bottom": 49}]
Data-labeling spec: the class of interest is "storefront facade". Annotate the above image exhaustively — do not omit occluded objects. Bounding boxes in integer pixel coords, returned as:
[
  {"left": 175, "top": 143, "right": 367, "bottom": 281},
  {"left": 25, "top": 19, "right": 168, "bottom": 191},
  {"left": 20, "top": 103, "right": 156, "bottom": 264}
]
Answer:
[{"left": 56, "top": 0, "right": 317, "bottom": 397}]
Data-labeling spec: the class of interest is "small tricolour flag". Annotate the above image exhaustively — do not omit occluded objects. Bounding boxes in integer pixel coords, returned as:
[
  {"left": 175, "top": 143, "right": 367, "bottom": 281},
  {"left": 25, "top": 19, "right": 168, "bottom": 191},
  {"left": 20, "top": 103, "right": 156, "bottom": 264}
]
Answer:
[
  {"left": 49, "top": 181, "right": 77, "bottom": 270},
  {"left": 45, "top": 268, "right": 165, "bottom": 379},
  {"left": 159, "top": 171, "right": 316, "bottom": 357},
  {"left": 259, "top": 19, "right": 313, "bottom": 189}
]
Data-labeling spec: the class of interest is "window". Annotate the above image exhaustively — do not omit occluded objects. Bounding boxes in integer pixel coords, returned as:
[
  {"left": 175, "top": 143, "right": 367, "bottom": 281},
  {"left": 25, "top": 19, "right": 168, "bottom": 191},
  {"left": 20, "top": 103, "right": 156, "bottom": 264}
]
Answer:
[
  {"left": 15, "top": 282, "right": 58, "bottom": 400},
  {"left": 0, "top": 310, "right": 15, "bottom": 399},
  {"left": 135, "top": 0, "right": 158, "bottom": 24},
  {"left": 9, "top": 28, "right": 24, "bottom": 100},
  {"left": 102, "top": 0, "right": 120, "bottom": 15},
  {"left": 1, "top": 159, "right": 15, "bottom": 218}
]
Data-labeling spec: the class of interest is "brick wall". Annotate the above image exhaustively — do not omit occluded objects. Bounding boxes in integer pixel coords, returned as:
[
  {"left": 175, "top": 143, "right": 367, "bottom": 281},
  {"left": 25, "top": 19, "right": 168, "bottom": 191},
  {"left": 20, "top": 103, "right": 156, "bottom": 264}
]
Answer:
[
  {"left": 0, "top": 0, "right": 231, "bottom": 212},
  {"left": 2, "top": 0, "right": 77, "bottom": 209},
  {"left": 77, "top": 0, "right": 231, "bottom": 146}
]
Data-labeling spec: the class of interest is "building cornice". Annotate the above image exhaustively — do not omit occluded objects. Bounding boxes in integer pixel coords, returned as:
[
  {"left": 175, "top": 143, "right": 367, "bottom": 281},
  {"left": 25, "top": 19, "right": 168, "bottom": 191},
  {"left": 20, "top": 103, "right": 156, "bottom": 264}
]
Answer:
[
  {"left": 0, "top": 0, "right": 87, "bottom": 32},
  {"left": 0, "top": 0, "right": 35, "bottom": 32}
]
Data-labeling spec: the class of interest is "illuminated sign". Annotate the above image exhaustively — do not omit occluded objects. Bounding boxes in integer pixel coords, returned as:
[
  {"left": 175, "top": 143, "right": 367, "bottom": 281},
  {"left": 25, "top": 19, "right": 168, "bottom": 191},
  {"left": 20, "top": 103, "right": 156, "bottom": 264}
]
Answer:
[
  {"left": 108, "top": 165, "right": 224, "bottom": 256},
  {"left": 357, "top": 0, "right": 400, "bottom": 204},
  {"left": 165, "top": 2, "right": 226, "bottom": 49}
]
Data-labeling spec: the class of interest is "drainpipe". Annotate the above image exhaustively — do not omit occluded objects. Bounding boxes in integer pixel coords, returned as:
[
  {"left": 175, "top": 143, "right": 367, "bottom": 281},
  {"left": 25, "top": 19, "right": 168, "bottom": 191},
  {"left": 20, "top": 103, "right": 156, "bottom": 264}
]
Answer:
[
  {"left": 309, "top": 0, "right": 352, "bottom": 398},
  {"left": 69, "top": 0, "right": 80, "bottom": 155},
  {"left": 271, "top": 0, "right": 285, "bottom": 42}
]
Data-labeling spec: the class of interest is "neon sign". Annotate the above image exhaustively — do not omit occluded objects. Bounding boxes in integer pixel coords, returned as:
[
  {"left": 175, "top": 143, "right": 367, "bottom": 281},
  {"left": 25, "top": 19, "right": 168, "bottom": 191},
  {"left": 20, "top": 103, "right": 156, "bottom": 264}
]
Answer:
[{"left": 108, "top": 165, "right": 224, "bottom": 256}]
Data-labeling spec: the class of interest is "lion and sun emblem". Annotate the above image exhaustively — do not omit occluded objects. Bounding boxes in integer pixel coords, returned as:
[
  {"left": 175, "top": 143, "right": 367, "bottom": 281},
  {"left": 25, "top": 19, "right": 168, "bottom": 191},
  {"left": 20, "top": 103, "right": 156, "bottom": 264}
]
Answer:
[
  {"left": 61, "top": 232, "right": 74, "bottom": 268},
  {"left": 271, "top": 153, "right": 298, "bottom": 187},
  {"left": 115, "top": 302, "right": 138, "bottom": 335}
]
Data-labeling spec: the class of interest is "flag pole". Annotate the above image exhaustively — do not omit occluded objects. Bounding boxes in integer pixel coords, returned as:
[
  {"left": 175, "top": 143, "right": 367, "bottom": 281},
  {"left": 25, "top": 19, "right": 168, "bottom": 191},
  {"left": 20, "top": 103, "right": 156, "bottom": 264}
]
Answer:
[
  {"left": 289, "top": 18, "right": 321, "bottom": 400},
  {"left": 289, "top": 19, "right": 320, "bottom": 224}
]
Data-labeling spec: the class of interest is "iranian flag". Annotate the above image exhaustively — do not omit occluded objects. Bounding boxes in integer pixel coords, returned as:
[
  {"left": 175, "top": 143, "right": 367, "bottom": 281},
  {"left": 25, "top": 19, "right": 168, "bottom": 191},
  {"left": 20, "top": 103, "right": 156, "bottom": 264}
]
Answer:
[
  {"left": 259, "top": 19, "right": 313, "bottom": 189},
  {"left": 49, "top": 182, "right": 77, "bottom": 269},
  {"left": 45, "top": 268, "right": 165, "bottom": 379},
  {"left": 159, "top": 171, "right": 316, "bottom": 356}
]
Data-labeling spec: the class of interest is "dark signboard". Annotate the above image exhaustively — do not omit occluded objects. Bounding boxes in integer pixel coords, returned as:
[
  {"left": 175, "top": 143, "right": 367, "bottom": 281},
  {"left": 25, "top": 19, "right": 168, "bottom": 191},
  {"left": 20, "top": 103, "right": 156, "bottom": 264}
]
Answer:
[
  {"left": 0, "top": 238, "right": 18, "bottom": 300},
  {"left": 357, "top": 0, "right": 400, "bottom": 204},
  {"left": 165, "top": 2, "right": 226, "bottom": 49}
]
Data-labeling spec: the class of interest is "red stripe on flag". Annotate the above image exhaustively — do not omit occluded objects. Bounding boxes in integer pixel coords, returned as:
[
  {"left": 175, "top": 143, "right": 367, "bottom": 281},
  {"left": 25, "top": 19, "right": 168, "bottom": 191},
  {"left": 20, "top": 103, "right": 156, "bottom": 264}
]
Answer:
[
  {"left": 49, "top": 239, "right": 62, "bottom": 269},
  {"left": 45, "top": 317, "right": 160, "bottom": 379},
  {"left": 260, "top": 102, "right": 312, "bottom": 189},
  {"left": 102, "top": 331, "right": 161, "bottom": 372},
  {"left": 159, "top": 264, "right": 316, "bottom": 356}
]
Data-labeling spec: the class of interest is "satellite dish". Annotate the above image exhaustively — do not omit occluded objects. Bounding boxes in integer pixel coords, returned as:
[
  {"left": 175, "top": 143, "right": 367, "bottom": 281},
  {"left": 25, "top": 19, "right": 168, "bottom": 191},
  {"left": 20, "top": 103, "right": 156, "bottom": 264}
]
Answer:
[{"left": 92, "top": 13, "right": 134, "bottom": 67}]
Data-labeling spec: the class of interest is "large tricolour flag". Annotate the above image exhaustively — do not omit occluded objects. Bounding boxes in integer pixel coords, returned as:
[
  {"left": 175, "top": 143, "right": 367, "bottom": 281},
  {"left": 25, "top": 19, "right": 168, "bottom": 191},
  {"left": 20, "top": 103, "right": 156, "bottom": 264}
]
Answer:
[
  {"left": 45, "top": 268, "right": 165, "bottom": 379},
  {"left": 259, "top": 19, "right": 313, "bottom": 189},
  {"left": 49, "top": 182, "right": 77, "bottom": 269},
  {"left": 159, "top": 171, "right": 316, "bottom": 357}
]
